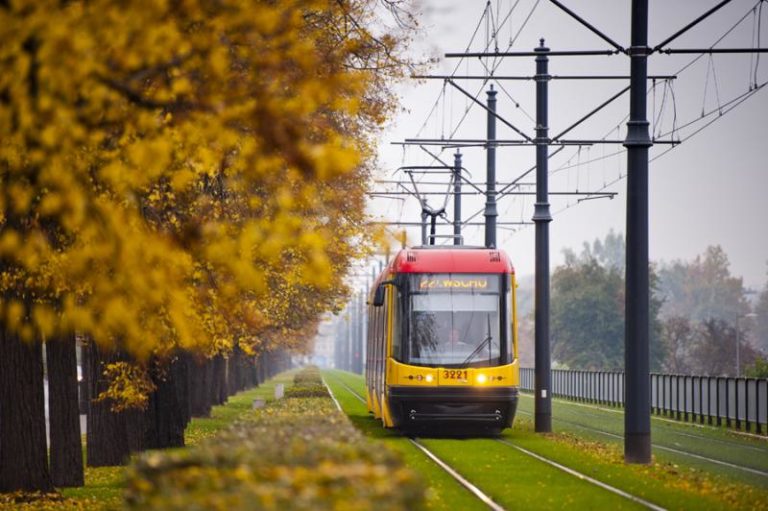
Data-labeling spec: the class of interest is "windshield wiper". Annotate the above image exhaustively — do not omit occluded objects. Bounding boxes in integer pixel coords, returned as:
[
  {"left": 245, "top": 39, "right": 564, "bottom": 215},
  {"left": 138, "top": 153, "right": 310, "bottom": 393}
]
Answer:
[
  {"left": 460, "top": 314, "right": 495, "bottom": 367},
  {"left": 460, "top": 334, "right": 493, "bottom": 367}
]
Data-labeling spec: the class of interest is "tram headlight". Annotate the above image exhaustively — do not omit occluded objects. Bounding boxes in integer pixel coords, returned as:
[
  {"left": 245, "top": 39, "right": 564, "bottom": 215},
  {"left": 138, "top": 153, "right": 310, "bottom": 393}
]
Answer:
[
  {"left": 425, "top": 374, "right": 434, "bottom": 383},
  {"left": 476, "top": 374, "right": 487, "bottom": 384}
]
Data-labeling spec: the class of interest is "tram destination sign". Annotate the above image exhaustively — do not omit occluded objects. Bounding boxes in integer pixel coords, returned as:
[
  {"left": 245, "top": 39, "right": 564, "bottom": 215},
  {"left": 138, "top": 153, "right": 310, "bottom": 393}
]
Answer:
[{"left": 415, "top": 274, "right": 499, "bottom": 292}]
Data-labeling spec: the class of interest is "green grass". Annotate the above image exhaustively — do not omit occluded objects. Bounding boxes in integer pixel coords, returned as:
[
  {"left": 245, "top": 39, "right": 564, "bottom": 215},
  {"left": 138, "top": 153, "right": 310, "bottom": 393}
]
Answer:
[
  {"left": 1, "top": 373, "right": 295, "bottom": 511},
  {"left": 184, "top": 370, "right": 296, "bottom": 447},
  {"left": 323, "top": 370, "right": 485, "bottom": 511},
  {"left": 326, "top": 370, "right": 768, "bottom": 511},
  {"left": 516, "top": 392, "right": 768, "bottom": 487}
]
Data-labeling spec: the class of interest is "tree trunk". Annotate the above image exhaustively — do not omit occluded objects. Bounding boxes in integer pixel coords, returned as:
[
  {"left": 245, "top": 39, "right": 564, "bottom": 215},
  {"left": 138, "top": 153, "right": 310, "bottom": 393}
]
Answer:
[
  {"left": 173, "top": 352, "right": 192, "bottom": 427},
  {"left": 227, "top": 347, "right": 241, "bottom": 394},
  {"left": 85, "top": 342, "right": 130, "bottom": 467},
  {"left": 45, "top": 334, "right": 84, "bottom": 487},
  {"left": 244, "top": 356, "right": 254, "bottom": 388},
  {"left": 259, "top": 353, "right": 269, "bottom": 383},
  {"left": 0, "top": 329, "right": 53, "bottom": 492},
  {"left": 213, "top": 355, "right": 228, "bottom": 404},
  {"left": 190, "top": 357, "right": 211, "bottom": 418},
  {"left": 142, "top": 359, "right": 185, "bottom": 450},
  {"left": 124, "top": 408, "right": 145, "bottom": 454}
]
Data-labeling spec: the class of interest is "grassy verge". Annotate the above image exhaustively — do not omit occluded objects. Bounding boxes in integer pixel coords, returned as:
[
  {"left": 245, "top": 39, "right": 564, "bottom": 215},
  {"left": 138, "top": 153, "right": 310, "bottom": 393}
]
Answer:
[
  {"left": 0, "top": 371, "right": 296, "bottom": 511},
  {"left": 327, "top": 370, "right": 768, "bottom": 511}
]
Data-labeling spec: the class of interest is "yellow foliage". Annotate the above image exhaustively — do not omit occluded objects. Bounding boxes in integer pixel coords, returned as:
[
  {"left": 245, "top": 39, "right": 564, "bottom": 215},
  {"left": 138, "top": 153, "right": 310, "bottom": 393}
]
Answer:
[
  {"left": 0, "top": 0, "right": 415, "bottom": 400},
  {"left": 96, "top": 362, "right": 155, "bottom": 412}
]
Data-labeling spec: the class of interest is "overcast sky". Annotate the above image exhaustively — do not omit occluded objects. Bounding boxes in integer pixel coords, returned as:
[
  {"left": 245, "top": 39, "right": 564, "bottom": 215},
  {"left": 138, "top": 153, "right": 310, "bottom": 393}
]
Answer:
[{"left": 369, "top": 0, "right": 768, "bottom": 290}]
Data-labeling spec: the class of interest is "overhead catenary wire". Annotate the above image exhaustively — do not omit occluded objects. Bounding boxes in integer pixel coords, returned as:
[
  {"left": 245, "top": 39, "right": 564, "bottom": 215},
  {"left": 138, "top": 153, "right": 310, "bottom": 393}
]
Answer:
[{"left": 378, "top": 0, "right": 767, "bottom": 252}]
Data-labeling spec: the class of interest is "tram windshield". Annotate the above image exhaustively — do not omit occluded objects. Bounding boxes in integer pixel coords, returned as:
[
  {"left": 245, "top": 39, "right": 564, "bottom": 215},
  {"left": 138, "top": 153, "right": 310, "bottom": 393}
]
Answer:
[{"left": 404, "top": 273, "right": 503, "bottom": 368}]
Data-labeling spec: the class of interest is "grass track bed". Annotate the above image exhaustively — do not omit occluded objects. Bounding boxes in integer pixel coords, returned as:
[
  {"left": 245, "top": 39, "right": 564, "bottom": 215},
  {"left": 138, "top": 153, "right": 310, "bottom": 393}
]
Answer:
[
  {"left": 516, "top": 392, "right": 768, "bottom": 486},
  {"left": 324, "top": 370, "right": 487, "bottom": 511},
  {"left": 327, "top": 370, "right": 768, "bottom": 511}
]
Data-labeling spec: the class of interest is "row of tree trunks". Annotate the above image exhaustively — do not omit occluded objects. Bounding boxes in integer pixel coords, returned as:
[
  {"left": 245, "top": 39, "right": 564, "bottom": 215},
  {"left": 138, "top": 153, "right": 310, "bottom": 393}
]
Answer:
[{"left": 0, "top": 336, "right": 273, "bottom": 492}]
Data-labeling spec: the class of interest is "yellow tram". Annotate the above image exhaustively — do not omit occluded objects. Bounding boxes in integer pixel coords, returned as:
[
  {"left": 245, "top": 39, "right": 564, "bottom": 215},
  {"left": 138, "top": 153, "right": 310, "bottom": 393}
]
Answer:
[{"left": 366, "top": 246, "right": 519, "bottom": 431}]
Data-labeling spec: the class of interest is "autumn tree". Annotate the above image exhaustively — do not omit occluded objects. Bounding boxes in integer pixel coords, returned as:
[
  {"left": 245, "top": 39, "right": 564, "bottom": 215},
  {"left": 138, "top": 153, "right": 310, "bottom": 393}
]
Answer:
[
  {"left": 656, "top": 246, "right": 755, "bottom": 374},
  {"left": 550, "top": 234, "right": 663, "bottom": 371},
  {"left": 659, "top": 316, "right": 695, "bottom": 374},
  {"left": 688, "top": 319, "right": 760, "bottom": 376},
  {"left": 1, "top": 0, "right": 415, "bottom": 492},
  {"left": 657, "top": 246, "right": 749, "bottom": 323}
]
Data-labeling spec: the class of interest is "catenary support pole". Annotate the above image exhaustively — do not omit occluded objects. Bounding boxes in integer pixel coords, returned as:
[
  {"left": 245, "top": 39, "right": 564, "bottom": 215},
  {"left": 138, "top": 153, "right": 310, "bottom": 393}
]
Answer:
[
  {"left": 624, "top": 0, "right": 652, "bottom": 464},
  {"left": 484, "top": 86, "right": 498, "bottom": 248},
  {"left": 421, "top": 208, "right": 428, "bottom": 245},
  {"left": 454, "top": 151, "right": 463, "bottom": 245},
  {"left": 534, "top": 39, "right": 553, "bottom": 433}
]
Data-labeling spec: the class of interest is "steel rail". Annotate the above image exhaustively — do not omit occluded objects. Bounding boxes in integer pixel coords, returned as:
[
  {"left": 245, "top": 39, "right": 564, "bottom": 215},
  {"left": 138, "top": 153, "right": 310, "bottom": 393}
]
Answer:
[
  {"left": 409, "top": 438, "right": 506, "bottom": 511},
  {"left": 324, "top": 373, "right": 506, "bottom": 511}
]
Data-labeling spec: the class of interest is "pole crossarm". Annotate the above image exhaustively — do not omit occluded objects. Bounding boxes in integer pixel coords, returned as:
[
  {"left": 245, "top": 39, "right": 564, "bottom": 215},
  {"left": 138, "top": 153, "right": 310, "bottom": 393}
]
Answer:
[
  {"left": 446, "top": 79, "right": 534, "bottom": 142},
  {"left": 394, "top": 138, "right": 679, "bottom": 146},
  {"left": 560, "top": 139, "right": 679, "bottom": 144},
  {"left": 404, "top": 138, "right": 528, "bottom": 144},
  {"left": 659, "top": 48, "right": 768, "bottom": 54},
  {"left": 396, "top": 165, "right": 454, "bottom": 170},
  {"left": 651, "top": 0, "right": 732, "bottom": 52},
  {"left": 445, "top": 50, "right": 620, "bottom": 58},
  {"left": 374, "top": 180, "right": 532, "bottom": 186},
  {"left": 367, "top": 191, "right": 618, "bottom": 197},
  {"left": 368, "top": 221, "right": 533, "bottom": 226},
  {"left": 413, "top": 74, "right": 677, "bottom": 80}
]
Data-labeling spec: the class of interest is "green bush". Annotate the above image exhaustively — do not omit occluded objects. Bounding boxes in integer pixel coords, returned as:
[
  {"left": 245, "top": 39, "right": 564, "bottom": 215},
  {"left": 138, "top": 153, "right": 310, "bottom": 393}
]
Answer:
[
  {"left": 125, "top": 396, "right": 424, "bottom": 510},
  {"left": 285, "top": 383, "right": 328, "bottom": 398}
]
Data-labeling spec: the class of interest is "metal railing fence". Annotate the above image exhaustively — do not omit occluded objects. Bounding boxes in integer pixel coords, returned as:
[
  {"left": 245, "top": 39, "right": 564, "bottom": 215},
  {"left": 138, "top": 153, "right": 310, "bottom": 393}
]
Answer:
[{"left": 519, "top": 367, "right": 768, "bottom": 435}]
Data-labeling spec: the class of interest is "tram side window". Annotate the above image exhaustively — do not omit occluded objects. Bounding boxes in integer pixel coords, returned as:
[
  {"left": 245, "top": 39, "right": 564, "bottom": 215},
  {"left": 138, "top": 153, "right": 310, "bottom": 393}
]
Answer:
[
  {"left": 391, "top": 288, "right": 402, "bottom": 361},
  {"left": 368, "top": 302, "right": 376, "bottom": 380},
  {"left": 507, "top": 286, "right": 514, "bottom": 361},
  {"left": 376, "top": 296, "right": 384, "bottom": 384}
]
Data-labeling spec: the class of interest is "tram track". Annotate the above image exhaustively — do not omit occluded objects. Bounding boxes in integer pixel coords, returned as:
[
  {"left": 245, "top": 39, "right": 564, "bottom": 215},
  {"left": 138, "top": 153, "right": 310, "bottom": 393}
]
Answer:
[
  {"left": 323, "top": 374, "right": 506, "bottom": 511},
  {"left": 324, "top": 372, "right": 666, "bottom": 511},
  {"left": 515, "top": 408, "right": 768, "bottom": 478}
]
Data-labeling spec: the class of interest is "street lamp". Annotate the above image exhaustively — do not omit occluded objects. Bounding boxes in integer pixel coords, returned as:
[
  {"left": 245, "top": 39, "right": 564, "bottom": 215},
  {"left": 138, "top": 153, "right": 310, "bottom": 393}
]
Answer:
[{"left": 736, "top": 313, "right": 758, "bottom": 377}]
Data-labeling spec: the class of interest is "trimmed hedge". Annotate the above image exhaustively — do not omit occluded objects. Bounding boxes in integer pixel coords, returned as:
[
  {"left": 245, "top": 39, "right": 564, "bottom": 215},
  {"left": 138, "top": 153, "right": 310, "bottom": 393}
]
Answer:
[
  {"left": 284, "top": 383, "right": 328, "bottom": 399},
  {"left": 292, "top": 366, "right": 322, "bottom": 386},
  {"left": 125, "top": 381, "right": 424, "bottom": 510}
]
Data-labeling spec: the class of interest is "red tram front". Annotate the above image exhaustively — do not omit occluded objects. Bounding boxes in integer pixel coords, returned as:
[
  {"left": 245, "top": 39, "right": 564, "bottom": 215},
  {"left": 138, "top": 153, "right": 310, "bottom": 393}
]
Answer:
[{"left": 366, "top": 246, "right": 520, "bottom": 432}]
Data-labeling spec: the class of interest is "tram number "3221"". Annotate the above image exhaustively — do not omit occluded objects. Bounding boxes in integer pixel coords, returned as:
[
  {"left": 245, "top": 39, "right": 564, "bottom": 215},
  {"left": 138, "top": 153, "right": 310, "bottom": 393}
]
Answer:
[{"left": 442, "top": 370, "right": 468, "bottom": 380}]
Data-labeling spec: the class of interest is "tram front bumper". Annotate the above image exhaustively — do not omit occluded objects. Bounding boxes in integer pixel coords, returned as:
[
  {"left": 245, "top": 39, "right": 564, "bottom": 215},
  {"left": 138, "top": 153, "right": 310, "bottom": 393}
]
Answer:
[{"left": 387, "top": 385, "right": 518, "bottom": 428}]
